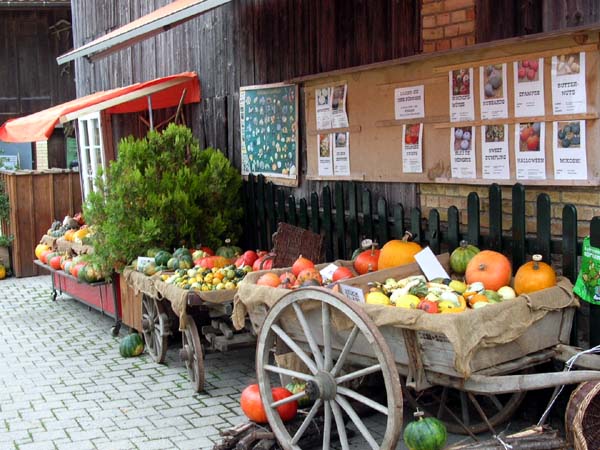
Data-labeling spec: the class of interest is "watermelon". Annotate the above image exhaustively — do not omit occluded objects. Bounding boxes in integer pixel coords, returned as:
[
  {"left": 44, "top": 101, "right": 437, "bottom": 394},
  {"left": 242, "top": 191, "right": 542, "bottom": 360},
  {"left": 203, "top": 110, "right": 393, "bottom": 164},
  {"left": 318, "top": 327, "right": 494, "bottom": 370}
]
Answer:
[
  {"left": 285, "top": 380, "right": 312, "bottom": 408},
  {"left": 403, "top": 410, "right": 447, "bottom": 450},
  {"left": 173, "top": 247, "right": 191, "bottom": 258},
  {"left": 119, "top": 333, "right": 144, "bottom": 357}
]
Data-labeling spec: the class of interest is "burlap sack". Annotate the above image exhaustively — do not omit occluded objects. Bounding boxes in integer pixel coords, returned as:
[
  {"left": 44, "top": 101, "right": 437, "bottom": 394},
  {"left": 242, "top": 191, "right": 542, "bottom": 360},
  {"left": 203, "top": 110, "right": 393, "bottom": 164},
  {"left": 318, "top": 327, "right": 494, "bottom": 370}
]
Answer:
[
  {"left": 122, "top": 267, "right": 160, "bottom": 298},
  {"left": 233, "top": 256, "right": 578, "bottom": 377}
]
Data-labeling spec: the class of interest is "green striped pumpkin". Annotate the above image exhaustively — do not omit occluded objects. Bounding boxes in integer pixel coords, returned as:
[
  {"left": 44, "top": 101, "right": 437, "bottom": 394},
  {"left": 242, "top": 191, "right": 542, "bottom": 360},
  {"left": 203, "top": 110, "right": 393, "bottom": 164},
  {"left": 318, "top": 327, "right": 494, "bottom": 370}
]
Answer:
[
  {"left": 119, "top": 333, "right": 144, "bottom": 357},
  {"left": 403, "top": 410, "right": 447, "bottom": 450}
]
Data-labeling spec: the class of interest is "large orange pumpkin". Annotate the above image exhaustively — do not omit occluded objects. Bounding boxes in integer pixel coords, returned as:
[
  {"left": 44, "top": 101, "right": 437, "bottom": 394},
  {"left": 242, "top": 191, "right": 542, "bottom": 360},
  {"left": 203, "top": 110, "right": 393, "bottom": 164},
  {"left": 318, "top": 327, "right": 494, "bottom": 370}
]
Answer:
[
  {"left": 256, "top": 272, "right": 281, "bottom": 288},
  {"left": 514, "top": 254, "right": 556, "bottom": 295},
  {"left": 354, "top": 247, "right": 380, "bottom": 275},
  {"left": 240, "top": 384, "right": 297, "bottom": 423},
  {"left": 378, "top": 232, "right": 422, "bottom": 270},
  {"left": 465, "top": 250, "right": 512, "bottom": 291}
]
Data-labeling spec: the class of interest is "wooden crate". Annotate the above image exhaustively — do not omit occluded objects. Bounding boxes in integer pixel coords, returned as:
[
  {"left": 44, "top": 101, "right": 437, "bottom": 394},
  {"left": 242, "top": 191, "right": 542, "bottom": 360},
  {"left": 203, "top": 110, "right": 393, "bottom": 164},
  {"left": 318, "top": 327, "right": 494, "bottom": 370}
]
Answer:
[
  {"left": 119, "top": 273, "right": 143, "bottom": 332},
  {"left": 0, "top": 169, "right": 82, "bottom": 277}
]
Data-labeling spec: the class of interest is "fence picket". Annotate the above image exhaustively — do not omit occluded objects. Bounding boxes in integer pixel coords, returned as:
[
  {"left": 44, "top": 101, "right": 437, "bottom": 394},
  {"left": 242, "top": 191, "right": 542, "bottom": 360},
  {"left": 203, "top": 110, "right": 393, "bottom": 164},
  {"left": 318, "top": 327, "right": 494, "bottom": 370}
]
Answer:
[
  {"left": 362, "top": 189, "right": 374, "bottom": 240},
  {"left": 348, "top": 182, "right": 359, "bottom": 252},
  {"left": 256, "top": 175, "right": 267, "bottom": 250},
  {"left": 410, "top": 208, "right": 421, "bottom": 243},
  {"left": 299, "top": 198, "right": 308, "bottom": 229},
  {"left": 536, "top": 194, "right": 551, "bottom": 262},
  {"left": 266, "top": 182, "right": 276, "bottom": 249},
  {"left": 489, "top": 184, "right": 502, "bottom": 251},
  {"left": 276, "top": 188, "right": 286, "bottom": 226},
  {"left": 565, "top": 205, "right": 579, "bottom": 345},
  {"left": 467, "top": 192, "right": 480, "bottom": 247},
  {"left": 335, "top": 182, "right": 347, "bottom": 259},
  {"left": 287, "top": 195, "right": 297, "bottom": 226},
  {"left": 428, "top": 209, "right": 441, "bottom": 254},
  {"left": 322, "top": 186, "right": 334, "bottom": 261},
  {"left": 512, "top": 184, "right": 526, "bottom": 273},
  {"left": 589, "top": 216, "right": 600, "bottom": 346},
  {"left": 377, "top": 198, "right": 389, "bottom": 245},
  {"left": 447, "top": 206, "right": 460, "bottom": 252},
  {"left": 246, "top": 175, "right": 257, "bottom": 250},
  {"left": 393, "top": 204, "right": 404, "bottom": 239},
  {"left": 310, "top": 192, "right": 320, "bottom": 234}
]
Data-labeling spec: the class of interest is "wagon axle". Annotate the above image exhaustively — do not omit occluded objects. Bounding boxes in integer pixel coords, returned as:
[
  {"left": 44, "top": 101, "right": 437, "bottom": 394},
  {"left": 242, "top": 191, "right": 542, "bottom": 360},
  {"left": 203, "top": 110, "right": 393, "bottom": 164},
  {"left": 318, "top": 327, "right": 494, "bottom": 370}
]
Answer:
[{"left": 305, "top": 372, "right": 337, "bottom": 401}]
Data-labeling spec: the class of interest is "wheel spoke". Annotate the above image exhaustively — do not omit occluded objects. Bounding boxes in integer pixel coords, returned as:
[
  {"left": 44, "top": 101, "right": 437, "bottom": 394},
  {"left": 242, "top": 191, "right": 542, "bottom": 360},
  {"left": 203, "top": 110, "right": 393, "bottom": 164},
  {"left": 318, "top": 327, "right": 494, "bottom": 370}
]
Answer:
[
  {"left": 331, "top": 399, "right": 349, "bottom": 450},
  {"left": 335, "top": 364, "right": 381, "bottom": 384},
  {"left": 322, "top": 303, "right": 332, "bottom": 371},
  {"left": 460, "top": 391, "right": 470, "bottom": 425},
  {"left": 291, "top": 398, "right": 322, "bottom": 445},
  {"left": 263, "top": 364, "right": 315, "bottom": 382},
  {"left": 271, "top": 324, "right": 318, "bottom": 374},
  {"left": 468, "top": 392, "right": 496, "bottom": 434},
  {"left": 336, "top": 395, "right": 379, "bottom": 450},
  {"left": 292, "top": 303, "right": 323, "bottom": 370},
  {"left": 331, "top": 325, "right": 359, "bottom": 377},
  {"left": 488, "top": 394, "right": 504, "bottom": 412},
  {"left": 271, "top": 391, "right": 307, "bottom": 408},
  {"left": 337, "top": 386, "right": 388, "bottom": 415},
  {"left": 437, "top": 387, "right": 449, "bottom": 419},
  {"left": 323, "top": 400, "right": 331, "bottom": 450}
]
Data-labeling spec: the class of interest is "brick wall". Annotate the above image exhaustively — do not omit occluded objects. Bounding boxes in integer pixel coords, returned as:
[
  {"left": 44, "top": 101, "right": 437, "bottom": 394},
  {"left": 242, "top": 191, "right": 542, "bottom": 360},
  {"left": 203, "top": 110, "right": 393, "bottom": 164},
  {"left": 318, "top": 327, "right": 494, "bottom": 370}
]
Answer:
[
  {"left": 419, "top": 1, "right": 600, "bottom": 239},
  {"left": 422, "top": 0, "right": 475, "bottom": 52}
]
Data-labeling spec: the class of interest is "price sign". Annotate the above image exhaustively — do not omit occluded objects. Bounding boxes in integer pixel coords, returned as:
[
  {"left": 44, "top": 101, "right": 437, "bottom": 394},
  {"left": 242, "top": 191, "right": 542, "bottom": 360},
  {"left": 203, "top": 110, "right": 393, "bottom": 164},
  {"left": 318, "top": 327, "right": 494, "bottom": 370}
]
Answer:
[
  {"left": 339, "top": 284, "right": 366, "bottom": 303},
  {"left": 137, "top": 256, "right": 154, "bottom": 270},
  {"left": 320, "top": 263, "right": 339, "bottom": 281}
]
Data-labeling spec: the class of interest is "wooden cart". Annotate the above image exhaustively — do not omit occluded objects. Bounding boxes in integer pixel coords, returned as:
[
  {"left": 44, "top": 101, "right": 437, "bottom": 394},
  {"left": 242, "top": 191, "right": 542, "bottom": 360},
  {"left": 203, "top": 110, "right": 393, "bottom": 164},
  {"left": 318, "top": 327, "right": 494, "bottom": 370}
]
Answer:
[{"left": 242, "top": 281, "right": 600, "bottom": 450}]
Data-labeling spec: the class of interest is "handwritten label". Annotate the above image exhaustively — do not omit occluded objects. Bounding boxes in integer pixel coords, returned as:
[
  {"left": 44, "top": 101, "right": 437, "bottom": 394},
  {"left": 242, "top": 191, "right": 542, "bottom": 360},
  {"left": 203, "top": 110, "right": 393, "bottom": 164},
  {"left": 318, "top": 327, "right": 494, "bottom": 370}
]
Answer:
[
  {"left": 137, "top": 256, "right": 154, "bottom": 267},
  {"left": 414, "top": 247, "right": 449, "bottom": 281},
  {"left": 339, "top": 284, "right": 366, "bottom": 303},
  {"left": 320, "top": 263, "right": 339, "bottom": 281}
]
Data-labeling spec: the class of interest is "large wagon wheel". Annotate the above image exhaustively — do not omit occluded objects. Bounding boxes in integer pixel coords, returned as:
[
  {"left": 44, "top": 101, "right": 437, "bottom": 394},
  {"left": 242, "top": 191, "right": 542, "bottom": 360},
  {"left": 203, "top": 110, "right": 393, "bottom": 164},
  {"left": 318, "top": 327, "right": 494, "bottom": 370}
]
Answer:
[
  {"left": 180, "top": 319, "right": 205, "bottom": 393},
  {"left": 256, "top": 287, "right": 403, "bottom": 450},
  {"left": 141, "top": 295, "right": 169, "bottom": 363},
  {"left": 404, "top": 378, "right": 527, "bottom": 435}
]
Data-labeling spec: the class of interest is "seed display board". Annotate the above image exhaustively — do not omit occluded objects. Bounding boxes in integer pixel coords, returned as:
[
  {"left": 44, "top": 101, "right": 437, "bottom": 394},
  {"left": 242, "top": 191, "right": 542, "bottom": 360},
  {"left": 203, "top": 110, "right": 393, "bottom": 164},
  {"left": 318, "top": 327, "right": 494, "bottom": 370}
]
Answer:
[
  {"left": 239, "top": 83, "right": 299, "bottom": 186},
  {"left": 300, "top": 28, "right": 600, "bottom": 186}
]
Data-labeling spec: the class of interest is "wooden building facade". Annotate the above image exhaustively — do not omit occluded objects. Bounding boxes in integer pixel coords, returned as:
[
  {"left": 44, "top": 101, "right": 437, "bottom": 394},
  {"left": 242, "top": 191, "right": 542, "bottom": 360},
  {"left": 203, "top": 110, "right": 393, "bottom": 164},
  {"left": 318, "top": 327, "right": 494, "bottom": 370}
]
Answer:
[{"left": 68, "top": 0, "right": 600, "bottom": 236}]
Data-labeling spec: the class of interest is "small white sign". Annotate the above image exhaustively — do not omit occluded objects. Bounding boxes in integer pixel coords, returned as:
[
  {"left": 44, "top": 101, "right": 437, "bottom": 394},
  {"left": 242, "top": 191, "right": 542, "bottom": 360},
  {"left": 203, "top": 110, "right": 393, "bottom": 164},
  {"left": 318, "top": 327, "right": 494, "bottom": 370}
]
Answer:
[
  {"left": 450, "top": 126, "right": 476, "bottom": 179},
  {"left": 394, "top": 85, "right": 425, "bottom": 120},
  {"left": 551, "top": 52, "right": 587, "bottom": 115},
  {"left": 479, "top": 64, "right": 508, "bottom": 120},
  {"left": 481, "top": 124, "right": 510, "bottom": 180},
  {"left": 137, "top": 256, "right": 154, "bottom": 270},
  {"left": 449, "top": 68, "right": 475, "bottom": 122},
  {"left": 319, "top": 263, "right": 339, "bottom": 282},
  {"left": 513, "top": 58, "right": 545, "bottom": 117},
  {"left": 339, "top": 284, "right": 366, "bottom": 303},
  {"left": 553, "top": 120, "right": 587, "bottom": 180},
  {"left": 414, "top": 247, "right": 449, "bottom": 281},
  {"left": 402, "top": 123, "right": 423, "bottom": 173},
  {"left": 317, "top": 134, "right": 333, "bottom": 176}
]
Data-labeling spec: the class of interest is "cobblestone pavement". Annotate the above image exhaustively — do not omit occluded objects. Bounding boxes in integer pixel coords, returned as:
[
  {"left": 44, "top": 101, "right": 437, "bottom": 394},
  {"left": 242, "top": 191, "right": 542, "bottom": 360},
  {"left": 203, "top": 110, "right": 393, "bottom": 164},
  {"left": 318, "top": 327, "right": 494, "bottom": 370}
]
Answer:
[
  {"left": 1, "top": 276, "right": 537, "bottom": 450},
  {"left": 0, "top": 276, "right": 256, "bottom": 450}
]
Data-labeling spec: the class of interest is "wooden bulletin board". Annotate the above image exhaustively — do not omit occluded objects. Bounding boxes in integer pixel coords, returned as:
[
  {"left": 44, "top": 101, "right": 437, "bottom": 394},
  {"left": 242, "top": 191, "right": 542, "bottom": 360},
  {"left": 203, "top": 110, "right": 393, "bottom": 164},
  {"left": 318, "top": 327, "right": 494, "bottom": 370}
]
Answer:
[
  {"left": 240, "top": 83, "right": 299, "bottom": 186},
  {"left": 301, "top": 27, "right": 600, "bottom": 186}
]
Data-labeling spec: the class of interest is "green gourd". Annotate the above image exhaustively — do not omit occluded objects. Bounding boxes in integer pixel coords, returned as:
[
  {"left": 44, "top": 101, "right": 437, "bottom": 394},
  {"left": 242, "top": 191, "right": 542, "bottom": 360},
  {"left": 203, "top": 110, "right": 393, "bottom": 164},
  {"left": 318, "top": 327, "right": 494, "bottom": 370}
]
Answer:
[
  {"left": 403, "top": 410, "right": 447, "bottom": 450},
  {"left": 450, "top": 240, "right": 480, "bottom": 275},
  {"left": 119, "top": 333, "right": 144, "bottom": 357}
]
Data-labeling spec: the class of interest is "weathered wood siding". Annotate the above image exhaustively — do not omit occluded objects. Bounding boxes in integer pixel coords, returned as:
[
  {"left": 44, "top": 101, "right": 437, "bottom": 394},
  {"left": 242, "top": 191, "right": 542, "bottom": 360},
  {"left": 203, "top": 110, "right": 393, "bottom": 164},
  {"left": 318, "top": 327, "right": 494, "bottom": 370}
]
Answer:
[
  {"left": 70, "top": 0, "right": 420, "bottom": 201},
  {"left": 0, "top": 8, "right": 75, "bottom": 124}
]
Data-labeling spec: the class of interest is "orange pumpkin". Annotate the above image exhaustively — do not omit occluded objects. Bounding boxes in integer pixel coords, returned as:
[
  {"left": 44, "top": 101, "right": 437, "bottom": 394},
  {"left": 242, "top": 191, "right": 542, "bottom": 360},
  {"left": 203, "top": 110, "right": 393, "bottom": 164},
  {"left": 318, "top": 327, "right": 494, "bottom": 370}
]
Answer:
[
  {"left": 64, "top": 229, "right": 76, "bottom": 242},
  {"left": 514, "top": 254, "right": 556, "bottom": 295},
  {"left": 378, "top": 232, "right": 422, "bottom": 270},
  {"left": 354, "top": 246, "right": 380, "bottom": 275},
  {"left": 292, "top": 255, "right": 315, "bottom": 277},
  {"left": 256, "top": 272, "right": 281, "bottom": 288},
  {"left": 465, "top": 250, "right": 512, "bottom": 291}
]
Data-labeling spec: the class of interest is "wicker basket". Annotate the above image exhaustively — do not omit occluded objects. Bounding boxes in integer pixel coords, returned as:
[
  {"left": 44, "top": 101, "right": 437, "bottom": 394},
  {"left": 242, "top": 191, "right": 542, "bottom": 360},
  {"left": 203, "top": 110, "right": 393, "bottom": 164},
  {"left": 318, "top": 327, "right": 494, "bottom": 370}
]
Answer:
[{"left": 566, "top": 380, "right": 600, "bottom": 450}]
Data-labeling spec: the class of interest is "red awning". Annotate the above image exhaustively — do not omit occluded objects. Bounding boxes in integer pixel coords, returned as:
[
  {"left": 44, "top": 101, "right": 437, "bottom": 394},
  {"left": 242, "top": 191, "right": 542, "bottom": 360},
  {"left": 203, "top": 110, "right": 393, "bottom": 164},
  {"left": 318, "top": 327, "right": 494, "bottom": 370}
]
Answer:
[{"left": 0, "top": 72, "right": 200, "bottom": 143}]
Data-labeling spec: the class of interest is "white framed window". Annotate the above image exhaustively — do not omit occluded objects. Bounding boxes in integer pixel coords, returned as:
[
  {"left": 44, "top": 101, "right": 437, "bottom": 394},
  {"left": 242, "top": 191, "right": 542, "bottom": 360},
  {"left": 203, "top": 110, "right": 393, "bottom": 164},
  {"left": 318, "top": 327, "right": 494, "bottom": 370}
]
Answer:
[{"left": 77, "top": 112, "right": 106, "bottom": 199}]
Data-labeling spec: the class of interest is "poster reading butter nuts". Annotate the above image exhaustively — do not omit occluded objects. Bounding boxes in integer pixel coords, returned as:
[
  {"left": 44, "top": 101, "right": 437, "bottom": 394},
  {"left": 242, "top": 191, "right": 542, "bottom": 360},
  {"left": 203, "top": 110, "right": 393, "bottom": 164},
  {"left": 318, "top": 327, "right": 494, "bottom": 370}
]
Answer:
[{"left": 551, "top": 52, "right": 587, "bottom": 115}]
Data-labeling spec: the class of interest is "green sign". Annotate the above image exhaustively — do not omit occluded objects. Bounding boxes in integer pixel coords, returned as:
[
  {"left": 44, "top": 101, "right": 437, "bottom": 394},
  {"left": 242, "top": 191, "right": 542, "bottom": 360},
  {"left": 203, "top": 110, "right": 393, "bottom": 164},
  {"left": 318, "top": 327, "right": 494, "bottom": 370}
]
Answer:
[
  {"left": 66, "top": 137, "right": 78, "bottom": 168},
  {"left": 240, "top": 83, "right": 298, "bottom": 183}
]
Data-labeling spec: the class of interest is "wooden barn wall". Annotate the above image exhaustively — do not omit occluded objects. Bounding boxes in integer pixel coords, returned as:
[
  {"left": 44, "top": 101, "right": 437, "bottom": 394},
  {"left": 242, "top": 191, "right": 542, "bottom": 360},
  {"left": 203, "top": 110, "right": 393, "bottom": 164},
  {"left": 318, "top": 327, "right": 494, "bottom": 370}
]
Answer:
[
  {"left": 70, "top": 0, "right": 420, "bottom": 203},
  {"left": 0, "top": 8, "right": 75, "bottom": 124}
]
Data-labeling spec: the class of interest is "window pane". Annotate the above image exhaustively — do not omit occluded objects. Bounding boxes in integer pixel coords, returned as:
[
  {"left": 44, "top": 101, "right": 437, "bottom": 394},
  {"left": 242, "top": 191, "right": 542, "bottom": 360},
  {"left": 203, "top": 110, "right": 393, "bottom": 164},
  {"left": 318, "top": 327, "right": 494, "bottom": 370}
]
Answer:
[{"left": 92, "top": 118, "right": 100, "bottom": 146}]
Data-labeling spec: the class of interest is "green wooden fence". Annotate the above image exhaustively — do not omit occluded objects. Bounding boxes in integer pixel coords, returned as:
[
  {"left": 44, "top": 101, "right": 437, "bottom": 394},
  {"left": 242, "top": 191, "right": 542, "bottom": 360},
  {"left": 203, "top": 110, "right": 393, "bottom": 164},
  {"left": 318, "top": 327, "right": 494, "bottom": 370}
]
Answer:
[{"left": 242, "top": 174, "right": 600, "bottom": 346}]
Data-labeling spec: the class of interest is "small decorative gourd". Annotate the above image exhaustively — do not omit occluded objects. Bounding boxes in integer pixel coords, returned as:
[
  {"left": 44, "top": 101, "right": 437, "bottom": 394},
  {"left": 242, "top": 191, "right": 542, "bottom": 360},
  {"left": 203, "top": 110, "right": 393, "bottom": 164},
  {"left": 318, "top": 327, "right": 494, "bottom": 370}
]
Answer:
[
  {"left": 449, "top": 240, "right": 480, "bottom": 275},
  {"left": 514, "top": 254, "right": 556, "bottom": 295},
  {"left": 403, "top": 409, "right": 447, "bottom": 450}
]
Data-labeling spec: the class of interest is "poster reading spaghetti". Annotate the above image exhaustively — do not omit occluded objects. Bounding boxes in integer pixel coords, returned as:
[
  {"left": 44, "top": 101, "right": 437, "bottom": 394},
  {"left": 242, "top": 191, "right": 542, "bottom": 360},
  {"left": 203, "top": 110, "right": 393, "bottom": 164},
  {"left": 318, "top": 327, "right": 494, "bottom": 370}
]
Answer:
[
  {"left": 481, "top": 124, "right": 509, "bottom": 179},
  {"left": 449, "top": 68, "right": 475, "bottom": 122},
  {"left": 450, "top": 126, "right": 476, "bottom": 179},
  {"left": 551, "top": 53, "right": 587, "bottom": 115},
  {"left": 515, "top": 122, "right": 546, "bottom": 180},
  {"left": 553, "top": 120, "right": 587, "bottom": 180},
  {"left": 402, "top": 123, "right": 423, "bottom": 173},
  {"left": 479, "top": 64, "right": 508, "bottom": 120},
  {"left": 513, "top": 58, "right": 545, "bottom": 117}
]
